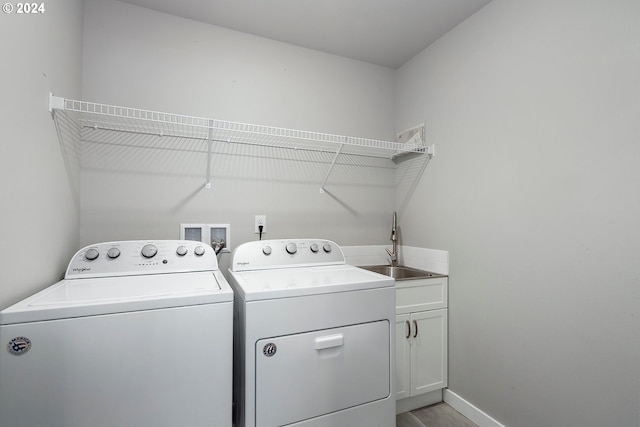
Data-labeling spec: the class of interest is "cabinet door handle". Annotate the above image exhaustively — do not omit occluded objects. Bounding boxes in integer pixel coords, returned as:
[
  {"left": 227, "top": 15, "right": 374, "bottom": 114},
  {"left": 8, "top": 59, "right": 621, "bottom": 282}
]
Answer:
[
  {"left": 413, "top": 320, "right": 418, "bottom": 338},
  {"left": 405, "top": 320, "right": 411, "bottom": 339}
]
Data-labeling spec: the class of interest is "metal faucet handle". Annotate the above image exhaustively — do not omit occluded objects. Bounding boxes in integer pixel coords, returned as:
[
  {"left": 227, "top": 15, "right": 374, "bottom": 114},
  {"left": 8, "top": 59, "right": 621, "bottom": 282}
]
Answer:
[{"left": 385, "top": 248, "right": 398, "bottom": 267}]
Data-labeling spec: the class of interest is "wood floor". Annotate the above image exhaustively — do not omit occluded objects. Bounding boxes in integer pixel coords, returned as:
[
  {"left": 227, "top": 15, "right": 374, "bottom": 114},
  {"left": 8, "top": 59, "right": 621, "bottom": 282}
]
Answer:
[{"left": 396, "top": 403, "right": 478, "bottom": 427}]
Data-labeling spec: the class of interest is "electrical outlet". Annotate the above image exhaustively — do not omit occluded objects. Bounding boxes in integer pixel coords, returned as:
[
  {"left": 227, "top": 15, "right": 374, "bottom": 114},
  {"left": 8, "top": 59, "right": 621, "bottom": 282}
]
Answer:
[{"left": 255, "top": 215, "right": 266, "bottom": 234}]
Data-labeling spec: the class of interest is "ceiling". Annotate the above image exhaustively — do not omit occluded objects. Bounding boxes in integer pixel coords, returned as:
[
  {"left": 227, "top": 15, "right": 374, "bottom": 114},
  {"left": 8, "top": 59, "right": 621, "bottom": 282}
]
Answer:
[{"left": 118, "top": 0, "right": 492, "bottom": 69}]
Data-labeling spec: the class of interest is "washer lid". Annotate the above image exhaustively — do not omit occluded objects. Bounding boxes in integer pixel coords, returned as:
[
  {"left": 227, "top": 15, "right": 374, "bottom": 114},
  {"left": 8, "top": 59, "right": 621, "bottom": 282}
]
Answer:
[
  {"left": 229, "top": 264, "right": 394, "bottom": 301},
  {"left": 0, "top": 271, "right": 233, "bottom": 325}
]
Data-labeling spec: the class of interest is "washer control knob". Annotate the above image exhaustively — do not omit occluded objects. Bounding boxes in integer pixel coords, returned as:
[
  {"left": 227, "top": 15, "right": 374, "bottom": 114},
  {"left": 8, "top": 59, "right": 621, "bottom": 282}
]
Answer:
[
  {"left": 194, "top": 245, "right": 205, "bottom": 256},
  {"left": 323, "top": 243, "right": 332, "bottom": 253},
  {"left": 263, "top": 246, "right": 272, "bottom": 255},
  {"left": 176, "top": 245, "right": 188, "bottom": 256},
  {"left": 310, "top": 243, "right": 319, "bottom": 253},
  {"left": 107, "top": 247, "right": 121, "bottom": 259},
  {"left": 285, "top": 242, "right": 298, "bottom": 254},
  {"left": 141, "top": 244, "right": 158, "bottom": 259},
  {"left": 85, "top": 248, "right": 99, "bottom": 261}
]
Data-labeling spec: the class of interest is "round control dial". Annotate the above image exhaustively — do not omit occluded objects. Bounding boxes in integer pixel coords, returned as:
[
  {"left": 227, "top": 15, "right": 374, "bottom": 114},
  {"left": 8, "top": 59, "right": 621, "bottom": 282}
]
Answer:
[
  {"left": 107, "top": 247, "right": 120, "bottom": 259},
  {"left": 310, "top": 243, "right": 319, "bottom": 253},
  {"left": 263, "top": 246, "right": 272, "bottom": 255},
  {"left": 141, "top": 244, "right": 158, "bottom": 259},
  {"left": 323, "top": 243, "right": 332, "bottom": 253},
  {"left": 176, "top": 245, "right": 188, "bottom": 256},
  {"left": 194, "top": 246, "right": 205, "bottom": 256},
  {"left": 285, "top": 242, "right": 298, "bottom": 254},
  {"left": 85, "top": 248, "right": 99, "bottom": 261}
]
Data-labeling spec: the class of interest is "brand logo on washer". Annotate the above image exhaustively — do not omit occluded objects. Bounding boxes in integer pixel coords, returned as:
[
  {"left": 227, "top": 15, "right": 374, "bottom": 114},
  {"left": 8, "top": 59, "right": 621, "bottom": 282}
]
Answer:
[
  {"left": 7, "top": 337, "right": 31, "bottom": 356},
  {"left": 263, "top": 343, "right": 277, "bottom": 357}
]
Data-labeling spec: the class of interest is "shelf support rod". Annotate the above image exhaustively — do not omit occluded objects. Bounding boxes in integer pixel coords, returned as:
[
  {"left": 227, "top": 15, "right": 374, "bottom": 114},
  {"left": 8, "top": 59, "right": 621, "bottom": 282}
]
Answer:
[
  {"left": 319, "top": 143, "right": 344, "bottom": 194},
  {"left": 205, "top": 119, "right": 213, "bottom": 188}
]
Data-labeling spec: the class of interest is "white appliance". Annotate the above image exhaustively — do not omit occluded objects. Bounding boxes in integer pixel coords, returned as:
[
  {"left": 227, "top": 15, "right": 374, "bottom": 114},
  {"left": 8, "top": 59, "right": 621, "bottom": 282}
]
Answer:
[
  {"left": 228, "top": 239, "right": 395, "bottom": 427},
  {"left": 0, "top": 240, "right": 233, "bottom": 427}
]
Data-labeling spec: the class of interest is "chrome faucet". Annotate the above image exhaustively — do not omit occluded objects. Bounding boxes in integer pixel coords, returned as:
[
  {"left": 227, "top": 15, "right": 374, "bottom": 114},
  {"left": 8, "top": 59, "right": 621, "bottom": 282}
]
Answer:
[{"left": 386, "top": 211, "right": 398, "bottom": 267}]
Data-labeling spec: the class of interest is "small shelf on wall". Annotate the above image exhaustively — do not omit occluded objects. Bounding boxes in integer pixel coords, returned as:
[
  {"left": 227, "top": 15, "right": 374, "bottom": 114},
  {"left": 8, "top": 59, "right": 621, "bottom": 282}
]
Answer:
[{"left": 49, "top": 93, "right": 431, "bottom": 192}]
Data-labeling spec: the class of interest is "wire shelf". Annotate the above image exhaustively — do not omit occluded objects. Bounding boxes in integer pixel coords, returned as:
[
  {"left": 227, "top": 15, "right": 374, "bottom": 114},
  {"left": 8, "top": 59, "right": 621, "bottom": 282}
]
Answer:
[{"left": 49, "top": 94, "right": 427, "bottom": 191}]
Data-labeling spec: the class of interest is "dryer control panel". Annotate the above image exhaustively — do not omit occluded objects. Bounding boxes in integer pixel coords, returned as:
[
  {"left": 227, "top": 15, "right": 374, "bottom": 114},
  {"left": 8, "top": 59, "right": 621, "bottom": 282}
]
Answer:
[
  {"left": 66, "top": 240, "right": 218, "bottom": 278},
  {"left": 230, "top": 239, "right": 345, "bottom": 272}
]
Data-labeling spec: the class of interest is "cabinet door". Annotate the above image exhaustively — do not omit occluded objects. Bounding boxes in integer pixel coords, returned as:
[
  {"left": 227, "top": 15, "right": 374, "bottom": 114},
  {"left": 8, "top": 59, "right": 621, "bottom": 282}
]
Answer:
[
  {"left": 411, "top": 309, "right": 448, "bottom": 395},
  {"left": 395, "top": 314, "right": 412, "bottom": 400}
]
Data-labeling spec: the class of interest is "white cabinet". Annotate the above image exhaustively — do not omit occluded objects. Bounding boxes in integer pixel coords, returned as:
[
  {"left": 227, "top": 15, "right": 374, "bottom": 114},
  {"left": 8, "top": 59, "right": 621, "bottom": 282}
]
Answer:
[{"left": 395, "top": 277, "right": 447, "bottom": 400}]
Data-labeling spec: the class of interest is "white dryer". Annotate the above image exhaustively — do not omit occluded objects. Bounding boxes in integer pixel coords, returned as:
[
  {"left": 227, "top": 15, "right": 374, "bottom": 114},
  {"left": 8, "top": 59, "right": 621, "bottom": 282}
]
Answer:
[
  {"left": 0, "top": 240, "right": 233, "bottom": 427},
  {"left": 228, "top": 239, "right": 395, "bottom": 427}
]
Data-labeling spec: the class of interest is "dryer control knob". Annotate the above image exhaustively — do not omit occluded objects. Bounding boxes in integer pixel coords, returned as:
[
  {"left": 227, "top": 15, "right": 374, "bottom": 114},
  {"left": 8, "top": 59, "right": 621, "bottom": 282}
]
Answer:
[
  {"left": 263, "top": 246, "right": 272, "bottom": 255},
  {"left": 141, "top": 244, "right": 158, "bottom": 259},
  {"left": 310, "top": 243, "right": 319, "bottom": 253},
  {"left": 323, "top": 243, "right": 332, "bottom": 253},
  {"left": 107, "top": 247, "right": 121, "bottom": 259},
  {"left": 85, "top": 248, "right": 99, "bottom": 261},
  {"left": 176, "top": 245, "right": 188, "bottom": 256},
  {"left": 194, "top": 245, "right": 205, "bottom": 256},
  {"left": 285, "top": 242, "right": 298, "bottom": 254}
]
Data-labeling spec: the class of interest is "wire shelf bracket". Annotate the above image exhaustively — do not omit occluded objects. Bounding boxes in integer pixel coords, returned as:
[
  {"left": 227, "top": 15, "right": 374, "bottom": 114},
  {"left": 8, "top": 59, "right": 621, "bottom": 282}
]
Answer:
[
  {"left": 205, "top": 119, "right": 214, "bottom": 189},
  {"left": 319, "top": 143, "right": 344, "bottom": 194}
]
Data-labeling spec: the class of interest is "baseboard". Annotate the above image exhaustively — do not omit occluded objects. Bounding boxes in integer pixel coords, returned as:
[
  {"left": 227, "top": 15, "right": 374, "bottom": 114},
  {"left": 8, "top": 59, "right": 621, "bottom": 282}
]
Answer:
[
  {"left": 443, "top": 389, "right": 507, "bottom": 427},
  {"left": 396, "top": 390, "right": 443, "bottom": 414}
]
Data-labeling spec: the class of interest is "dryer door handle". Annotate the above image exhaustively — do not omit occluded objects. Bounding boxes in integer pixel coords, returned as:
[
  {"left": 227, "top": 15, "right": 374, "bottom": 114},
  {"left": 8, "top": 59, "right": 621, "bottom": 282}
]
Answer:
[{"left": 314, "top": 334, "right": 344, "bottom": 350}]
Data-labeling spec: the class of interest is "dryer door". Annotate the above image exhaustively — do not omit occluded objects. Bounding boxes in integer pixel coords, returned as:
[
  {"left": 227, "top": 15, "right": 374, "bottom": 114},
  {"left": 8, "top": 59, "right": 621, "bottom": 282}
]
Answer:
[{"left": 255, "top": 320, "right": 390, "bottom": 427}]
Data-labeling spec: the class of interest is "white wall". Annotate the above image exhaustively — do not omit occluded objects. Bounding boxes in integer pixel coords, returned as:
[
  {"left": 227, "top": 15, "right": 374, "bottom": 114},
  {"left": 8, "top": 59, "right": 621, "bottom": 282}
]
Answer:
[
  {"left": 395, "top": 1, "right": 640, "bottom": 426},
  {"left": 80, "top": 0, "right": 398, "bottom": 267},
  {"left": 0, "top": 0, "right": 84, "bottom": 309}
]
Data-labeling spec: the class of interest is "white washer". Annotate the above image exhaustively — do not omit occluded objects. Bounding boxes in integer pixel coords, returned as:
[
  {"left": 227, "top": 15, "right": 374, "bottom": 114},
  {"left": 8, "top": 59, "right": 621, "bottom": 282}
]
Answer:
[
  {"left": 228, "top": 239, "right": 395, "bottom": 427},
  {"left": 0, "top": 240, "right": 233, "bottom": 427}
]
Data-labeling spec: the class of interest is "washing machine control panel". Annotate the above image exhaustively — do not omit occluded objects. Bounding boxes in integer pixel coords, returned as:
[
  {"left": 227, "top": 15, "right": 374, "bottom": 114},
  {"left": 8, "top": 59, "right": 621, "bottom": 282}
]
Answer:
[
  {"left": 231, "top": 239, "right": 345, "bottom": 271},
  {"left": 65, "top": 240, "right": 217, "bottom": 278}
]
